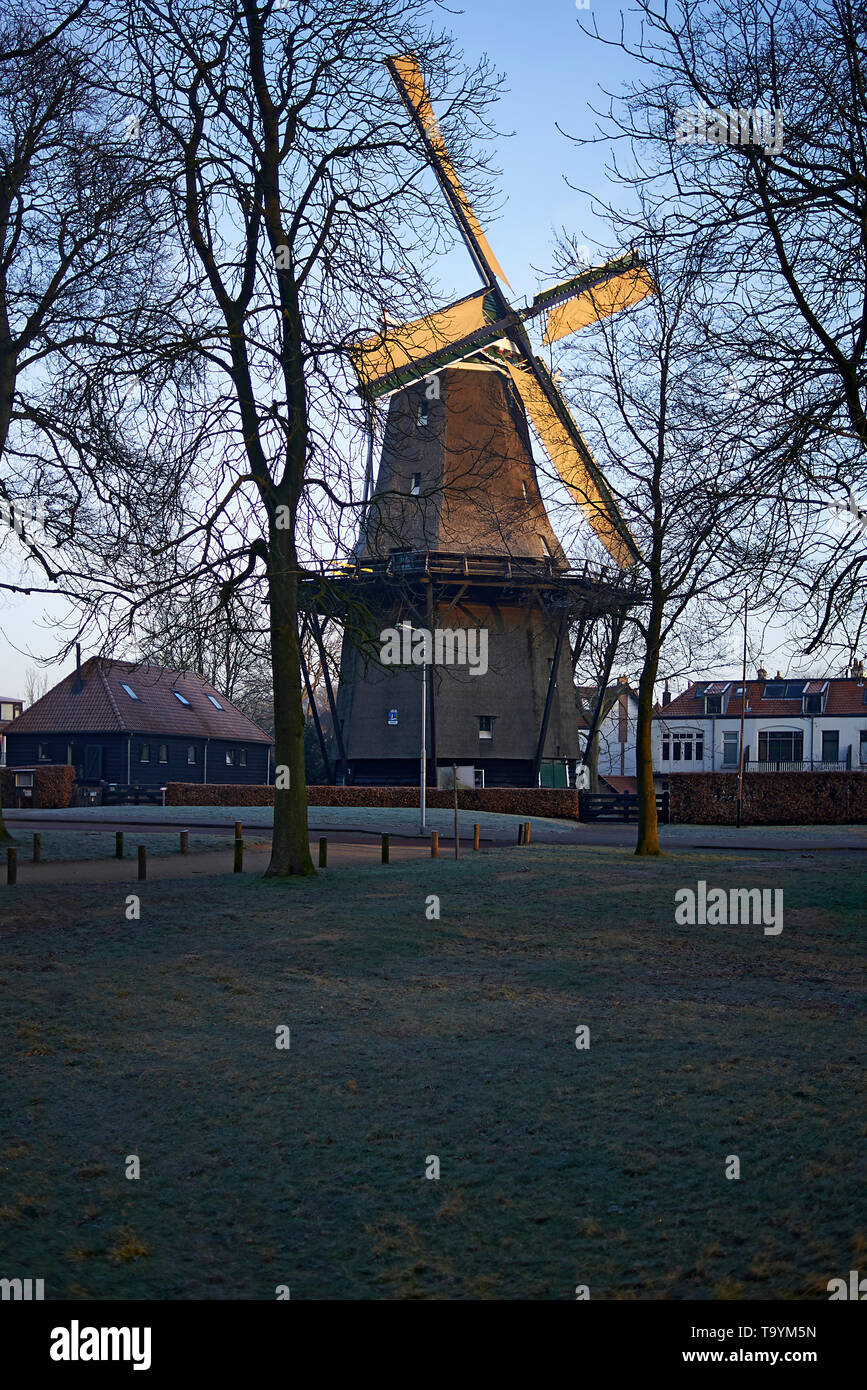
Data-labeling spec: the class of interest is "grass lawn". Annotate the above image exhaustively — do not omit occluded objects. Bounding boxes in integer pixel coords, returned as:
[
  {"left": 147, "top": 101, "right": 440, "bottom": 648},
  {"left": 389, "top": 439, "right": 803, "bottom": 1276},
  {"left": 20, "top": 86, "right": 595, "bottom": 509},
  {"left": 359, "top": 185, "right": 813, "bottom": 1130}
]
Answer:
[
  {"left": 0, "top": 842, "right": 863, "bottom": 1300},
  {"left": 6, "top": 803, "right": 584, "bottom": 840}
]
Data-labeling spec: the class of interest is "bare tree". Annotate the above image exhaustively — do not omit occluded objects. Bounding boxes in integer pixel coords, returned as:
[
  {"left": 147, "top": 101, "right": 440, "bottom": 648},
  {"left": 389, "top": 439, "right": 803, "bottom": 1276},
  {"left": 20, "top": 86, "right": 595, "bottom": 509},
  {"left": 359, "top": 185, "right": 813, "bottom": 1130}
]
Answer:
[
  {"left": 84, "top": 0, "right": 504, "bottom": 875},
  {"left": 576, "top": 0, "right": 867, "bottom": 653},
  {"left": 558, "top": 233, "right": 797, "bottom": 853},
  {"left": 0, "top": 2, "right": 186, "bottom": 841},
  {"left": 22, "top": 665, "right": 49, "bottom": 706}
]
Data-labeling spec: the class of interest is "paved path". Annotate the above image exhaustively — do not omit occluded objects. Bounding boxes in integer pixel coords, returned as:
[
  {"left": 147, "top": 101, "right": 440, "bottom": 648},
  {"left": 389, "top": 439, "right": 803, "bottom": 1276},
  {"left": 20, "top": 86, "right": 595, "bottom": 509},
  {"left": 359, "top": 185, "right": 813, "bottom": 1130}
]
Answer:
[{"left": 0, "top": 833, "right": 489, "bottom": 886}]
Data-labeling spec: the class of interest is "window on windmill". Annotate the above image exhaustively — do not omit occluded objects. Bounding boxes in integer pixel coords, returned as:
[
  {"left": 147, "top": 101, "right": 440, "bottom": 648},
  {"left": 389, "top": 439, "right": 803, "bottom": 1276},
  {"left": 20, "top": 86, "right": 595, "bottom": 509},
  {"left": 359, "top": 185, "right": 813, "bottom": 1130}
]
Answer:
[
  {"left": 416, "top": 402, "right": 428, "bottom": 426},
  {"left": 240, "top": 748, "right": 247, "bottom": 766},
  {"left": 158, "top": 744, "right": 168, "bottom": 764},
  {"left": 120, "top": 682, "right": 139, "bottom": 700},
  {"left": 478, "top": 715, "right": 494, "bottom": 740},
  {"left": 226, "top": 749, "right": 235, "bottom": 766},
  {"left": 522, "top": 481, "right": 529, "bottom": 502},
  {"left": 410, "top": 472, "right": 421, "bottom": 495},
  {"left": 206, "top": 694, "right": 223, "bottom": 710},
  {"left": 140, "top": 742, "right": 150, "bottom": 763},
  {"left": 172, "top": 690, "right": 192, "bottom": 706},
  {"left": 187, "top": 745, "right": 197, "bottom": 764}
]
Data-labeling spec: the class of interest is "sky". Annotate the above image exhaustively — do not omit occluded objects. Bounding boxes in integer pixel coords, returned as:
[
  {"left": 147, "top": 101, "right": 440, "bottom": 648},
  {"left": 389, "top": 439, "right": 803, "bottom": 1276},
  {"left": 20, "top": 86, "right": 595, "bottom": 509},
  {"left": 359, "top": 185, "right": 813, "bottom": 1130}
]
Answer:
[{"left": 0, "top": 0, "right": 824, "bottom": 698}]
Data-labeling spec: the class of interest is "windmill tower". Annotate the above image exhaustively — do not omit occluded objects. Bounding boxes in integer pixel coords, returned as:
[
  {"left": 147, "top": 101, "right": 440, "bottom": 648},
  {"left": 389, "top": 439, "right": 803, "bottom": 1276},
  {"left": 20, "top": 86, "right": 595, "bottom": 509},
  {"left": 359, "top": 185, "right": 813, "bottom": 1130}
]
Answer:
[{"left": 323, "top": 55, "right": 653, "bottom": 788}]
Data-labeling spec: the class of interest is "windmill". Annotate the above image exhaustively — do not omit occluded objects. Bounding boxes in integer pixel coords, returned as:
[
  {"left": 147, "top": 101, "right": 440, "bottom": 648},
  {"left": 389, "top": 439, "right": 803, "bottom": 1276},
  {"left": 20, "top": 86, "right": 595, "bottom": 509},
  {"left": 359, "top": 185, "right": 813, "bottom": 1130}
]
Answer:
[
  {"left": 313, "top": 55, "right": 654, "bottom": 789},
  {"left": 350, "top": 53, "right": 655, "bottom": 569}
]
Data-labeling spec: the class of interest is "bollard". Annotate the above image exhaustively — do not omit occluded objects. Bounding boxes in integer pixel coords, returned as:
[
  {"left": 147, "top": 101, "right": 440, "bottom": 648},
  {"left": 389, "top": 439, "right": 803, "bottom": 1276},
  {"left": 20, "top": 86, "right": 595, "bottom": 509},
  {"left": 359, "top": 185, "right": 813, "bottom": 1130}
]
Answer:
[
  {"left": 137, "top": 845, "right": 147, "bottom": 881},
  {"left": 115, "top": 831, "right": 124, "bottom": 859},
  {"left": 381, "top": 833, "right": 390, "bottom": 864},
  {"left": 430, "top": 831, "right": 439, "bottom": 858},
  {"left": 234, "top": 820, "right": 243, "bottom": 841},
  {"left": 473, "top": 823, "right": 480, "bottom": 852},
  {"left": 518, "top": 822, "right": 525, "bottom": 845},
  {"left": 7, "top": 847, "right": 17, "bottom": 885},
  {"left": 319, "top": 836, "right": 327, "bottom": 868},
  {"left": 234, "top": 838, "right": 244, "bottom": 873},
  {"left": 180, "top": 831, "right": 189, "bottom": 855},
  {"left": 524, "top": 820, "right": 531, "bottom": 845},
  {"left": 33, "top": 833, "right": 41, "bottom": 863}
]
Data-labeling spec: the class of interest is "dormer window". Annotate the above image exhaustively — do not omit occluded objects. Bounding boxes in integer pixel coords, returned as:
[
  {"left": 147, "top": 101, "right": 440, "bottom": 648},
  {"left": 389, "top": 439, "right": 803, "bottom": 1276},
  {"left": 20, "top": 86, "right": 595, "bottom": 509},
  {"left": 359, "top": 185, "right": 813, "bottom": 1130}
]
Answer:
[
  {"left": 702, "top": 682, "right": 729, "bottom": 715},
  {"left": 804, "top": 693, "right": 822, "bottom": 714},
  {"left": 410, "top": 472, "right": 421, "bottom": 496}
]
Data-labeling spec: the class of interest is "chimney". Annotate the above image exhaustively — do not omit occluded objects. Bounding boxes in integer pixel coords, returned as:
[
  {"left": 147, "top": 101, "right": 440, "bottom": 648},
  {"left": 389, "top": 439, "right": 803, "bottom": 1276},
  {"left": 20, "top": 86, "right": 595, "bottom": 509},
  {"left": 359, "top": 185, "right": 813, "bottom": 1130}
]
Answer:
[
  {"left": 662, "top": 683, "right": 671, "bottom": 706},
  {"left": 775, "top": 670, "right": 783, "bottom": 680},
  {"left": 71, "top": 643, "right": 84, "bottom": 694},
  {"left": 757, "top": 664, "right": 767, "bottom": 680}
]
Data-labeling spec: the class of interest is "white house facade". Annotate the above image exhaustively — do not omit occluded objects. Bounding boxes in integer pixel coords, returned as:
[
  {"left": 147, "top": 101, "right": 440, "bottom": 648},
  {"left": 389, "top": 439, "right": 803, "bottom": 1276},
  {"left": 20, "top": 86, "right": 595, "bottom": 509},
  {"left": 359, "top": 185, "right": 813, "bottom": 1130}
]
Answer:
[
  {"left": 577, "top": 678, "right": 639, "bottom": 779},
  {"left": 653, "top": 673, "right": 867, "bottom": 774}
]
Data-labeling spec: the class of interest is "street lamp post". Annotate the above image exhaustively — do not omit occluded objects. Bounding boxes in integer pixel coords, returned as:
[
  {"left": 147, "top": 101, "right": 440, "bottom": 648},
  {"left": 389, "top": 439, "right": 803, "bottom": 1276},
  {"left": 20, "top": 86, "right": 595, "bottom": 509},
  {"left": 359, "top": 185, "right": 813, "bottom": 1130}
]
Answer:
[{"left": 419, "top": 663, "right": 426, "bottom": 833}]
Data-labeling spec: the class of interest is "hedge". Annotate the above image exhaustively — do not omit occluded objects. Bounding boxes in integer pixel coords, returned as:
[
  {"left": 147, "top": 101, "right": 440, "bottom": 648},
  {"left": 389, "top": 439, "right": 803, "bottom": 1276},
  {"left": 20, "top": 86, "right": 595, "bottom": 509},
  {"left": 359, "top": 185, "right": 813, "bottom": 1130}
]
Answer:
[
  {"left": 668, "top": 771, "right": 867, "bottom": 825},
  {"left": 165, "top": 783, "right": 581, "bottom": 819},
  {"left": 0, "top": 764, "right": 75, "bottom": 809}
]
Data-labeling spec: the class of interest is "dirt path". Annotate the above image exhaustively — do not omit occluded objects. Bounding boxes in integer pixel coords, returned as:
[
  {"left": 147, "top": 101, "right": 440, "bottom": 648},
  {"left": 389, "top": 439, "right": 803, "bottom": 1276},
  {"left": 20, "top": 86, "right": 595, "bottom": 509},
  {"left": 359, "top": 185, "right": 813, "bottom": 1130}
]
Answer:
[{"left": 0, "top": 835, "right": 483, "bottom": 886}]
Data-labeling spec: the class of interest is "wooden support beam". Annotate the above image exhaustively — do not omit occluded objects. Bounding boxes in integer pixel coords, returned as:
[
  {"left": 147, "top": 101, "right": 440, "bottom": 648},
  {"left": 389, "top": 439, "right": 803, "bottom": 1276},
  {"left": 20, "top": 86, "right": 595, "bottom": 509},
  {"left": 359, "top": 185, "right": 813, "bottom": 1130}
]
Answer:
[
  {"left": 532, "top": 606, "right": 569, "bottom": 785},
  {"left": 299, "top": 617, "right": 334, "bottom": 784},
  {"left": 308, "top": 610, "right": 348, "bottom": 779}
]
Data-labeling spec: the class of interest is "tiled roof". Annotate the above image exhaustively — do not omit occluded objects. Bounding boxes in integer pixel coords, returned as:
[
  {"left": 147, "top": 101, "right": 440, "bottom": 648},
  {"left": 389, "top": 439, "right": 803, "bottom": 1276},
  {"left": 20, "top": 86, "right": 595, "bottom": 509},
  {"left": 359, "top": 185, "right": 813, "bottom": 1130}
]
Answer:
[
  {"left": 4, "top": 659, "right": 273, "bottom": 743},
  {"left": 657, "top": 677, "right": 867, "bottom": 719},
  {"left": 600, "top": 775, "right": 637, "bottom": 794}
]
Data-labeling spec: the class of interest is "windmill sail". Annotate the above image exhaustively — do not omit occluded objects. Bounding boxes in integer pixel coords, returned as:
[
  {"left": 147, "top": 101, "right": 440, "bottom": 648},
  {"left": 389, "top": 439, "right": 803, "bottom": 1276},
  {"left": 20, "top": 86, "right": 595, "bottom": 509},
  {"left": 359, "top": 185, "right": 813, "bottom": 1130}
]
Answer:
[
  {"left": 351, "top": 290, "right": 498, "bottom": 394},
  {"left": 537, "top": 255, "right": 656, "bottom": 345},
  {"left": 387, "top": 54, "right": 510, "bottom": 288},
  {"left": 503, "top": 360, "right": 639, "bottom": 569}
]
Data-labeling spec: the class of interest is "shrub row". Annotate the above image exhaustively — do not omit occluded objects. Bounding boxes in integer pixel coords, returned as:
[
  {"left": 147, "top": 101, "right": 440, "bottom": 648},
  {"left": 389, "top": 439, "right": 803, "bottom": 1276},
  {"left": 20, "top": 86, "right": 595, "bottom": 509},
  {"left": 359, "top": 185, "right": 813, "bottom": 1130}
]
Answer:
[
  {"left": 0, "top": 765, "right": 75, "bottom": 809},
  {"left": 668, "top": 771, "right": 867, "bottom": 825},
  {"left": 166, "top": 782, "right": 581, "bottom": 819}
]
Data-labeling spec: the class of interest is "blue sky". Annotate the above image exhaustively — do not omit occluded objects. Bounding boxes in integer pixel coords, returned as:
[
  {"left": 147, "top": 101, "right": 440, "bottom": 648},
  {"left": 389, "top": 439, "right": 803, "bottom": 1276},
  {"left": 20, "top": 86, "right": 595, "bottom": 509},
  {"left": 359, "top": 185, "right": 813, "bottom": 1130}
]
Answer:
[{"left": 0, "top": 1, "right": 803, "bottom": 695}]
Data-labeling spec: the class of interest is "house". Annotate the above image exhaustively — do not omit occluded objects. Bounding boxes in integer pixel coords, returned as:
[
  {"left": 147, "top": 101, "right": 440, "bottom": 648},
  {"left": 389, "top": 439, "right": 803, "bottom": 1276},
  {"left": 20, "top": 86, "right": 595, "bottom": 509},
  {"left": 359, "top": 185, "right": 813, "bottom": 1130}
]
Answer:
[
  {"left": 0, "top": 695, "right": 24, "bottom": 766},
  {"left": 3, "top": 658, "right": 273, "bottom": 788},
  {"left": 654, "top": 665, "right": 867, "bottom": 774},
  {"left": 577, "top": 676, "right": 639, "bottom": 784}
]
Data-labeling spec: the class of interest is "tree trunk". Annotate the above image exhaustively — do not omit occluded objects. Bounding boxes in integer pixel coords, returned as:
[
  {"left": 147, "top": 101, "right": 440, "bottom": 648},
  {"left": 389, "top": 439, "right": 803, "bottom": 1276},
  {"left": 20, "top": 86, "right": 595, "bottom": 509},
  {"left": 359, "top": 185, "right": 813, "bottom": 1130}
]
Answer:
[
  {"left": 265, "top": 520, "right": 314, "bottom": 877},
  {"left": 635, "top": 601, "right": 663, "bottom": 856}
]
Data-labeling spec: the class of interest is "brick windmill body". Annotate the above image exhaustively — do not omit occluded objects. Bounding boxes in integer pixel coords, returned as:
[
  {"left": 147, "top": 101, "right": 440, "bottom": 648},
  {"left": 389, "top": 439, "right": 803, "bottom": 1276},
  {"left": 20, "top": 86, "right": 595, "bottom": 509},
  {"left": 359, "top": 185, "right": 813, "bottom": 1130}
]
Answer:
[{"left": 325, "top": 57, "right": 654, "bottom": 788}]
